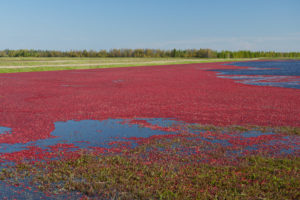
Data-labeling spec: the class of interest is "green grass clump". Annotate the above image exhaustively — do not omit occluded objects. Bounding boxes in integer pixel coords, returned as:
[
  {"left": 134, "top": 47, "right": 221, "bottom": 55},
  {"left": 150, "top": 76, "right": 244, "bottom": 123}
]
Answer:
[
  {"left": 189, "top": 124, "right": 300, "bottom": 135},
  {"left": 1, "top": 145, "right": 299, "bottom": 199}
]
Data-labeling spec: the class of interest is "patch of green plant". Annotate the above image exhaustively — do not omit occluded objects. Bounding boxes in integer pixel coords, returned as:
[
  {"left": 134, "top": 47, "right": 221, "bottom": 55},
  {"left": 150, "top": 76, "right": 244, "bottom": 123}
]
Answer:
[
  {"left": 188, "top": 124, "right": 300, "bottom": 135},
  {"left": 1, "top": 145, "right": 299, "bottom": 199},
  {"left": 0, "top": 57, "right": 255, "bottom": 73}
]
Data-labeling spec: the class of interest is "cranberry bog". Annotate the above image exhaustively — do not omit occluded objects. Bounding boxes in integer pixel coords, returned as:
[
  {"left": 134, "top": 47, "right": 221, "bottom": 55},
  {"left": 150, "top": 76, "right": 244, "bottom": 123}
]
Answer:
[{"left": 0, "top": 60, "right": 299, "bottom": 199}]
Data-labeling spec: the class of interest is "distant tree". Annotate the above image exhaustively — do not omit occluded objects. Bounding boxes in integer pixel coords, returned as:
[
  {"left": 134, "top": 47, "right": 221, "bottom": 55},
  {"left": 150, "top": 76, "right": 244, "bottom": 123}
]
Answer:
[
  {"left": 0, "top": 49, "right": 299, "bottom": 58},
  {"left": 97, "top": 50, "right": 107, "bottom": 57},
  {"left": 0, "top": 51, "right": 7, "bottom": 57}
]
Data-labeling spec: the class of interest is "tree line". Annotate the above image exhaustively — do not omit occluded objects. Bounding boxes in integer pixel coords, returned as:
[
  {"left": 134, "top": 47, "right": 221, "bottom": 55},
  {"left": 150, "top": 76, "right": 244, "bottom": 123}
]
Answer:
[{"left": 0, "top": 49, "right": 299, "bottom": 58}]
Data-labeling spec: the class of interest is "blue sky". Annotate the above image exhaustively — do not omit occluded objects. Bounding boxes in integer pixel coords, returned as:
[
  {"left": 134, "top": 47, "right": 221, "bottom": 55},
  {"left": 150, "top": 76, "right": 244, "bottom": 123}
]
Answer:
[{"left": 0, "top": 0, "right": 299, "bottom": 51}]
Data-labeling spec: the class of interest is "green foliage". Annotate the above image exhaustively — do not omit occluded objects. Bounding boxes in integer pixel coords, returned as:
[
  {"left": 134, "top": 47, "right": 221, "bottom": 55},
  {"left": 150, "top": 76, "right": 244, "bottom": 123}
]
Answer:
[
  {"left": 1, "top": 139, "right": 299, "bottom": 199},
  {"left": 1, "top": 49, "right": 299, "bottom": 58},
  {"left": 189, "top": 124, "right": 300, "bottom": 135}
]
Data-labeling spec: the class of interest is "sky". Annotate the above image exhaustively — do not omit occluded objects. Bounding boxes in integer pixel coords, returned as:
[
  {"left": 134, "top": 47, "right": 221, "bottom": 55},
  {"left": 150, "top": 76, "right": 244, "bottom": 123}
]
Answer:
[{"left": 0, "top": 0, "right": 299, "bottom": 51}]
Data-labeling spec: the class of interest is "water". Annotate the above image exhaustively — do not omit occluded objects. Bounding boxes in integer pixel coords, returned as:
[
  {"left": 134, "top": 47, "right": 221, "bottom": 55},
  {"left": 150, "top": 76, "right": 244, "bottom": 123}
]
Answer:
[
  {"left": 241, "top": 130, "right": 275, "bottom": 138},
  {"left": 213, "top": 60, "right": 300, "bottom": 89},
  {"left": 1, "top": 119, "right": 299, "bottom": 158},
  {"left": 0, "top": 180, "right": 83, "bottom": 200},
  {"left": 224, "top": 60, "right": 300, "bottom": 76},
  {"left": 0, "top": 118, "right": 182, "bottom": 154},
  {"left": 0, "top": 118, "right": 299, "bottom": 199},
  {"left": 0, "top": 127, "right": 11, "bottom": 134}
]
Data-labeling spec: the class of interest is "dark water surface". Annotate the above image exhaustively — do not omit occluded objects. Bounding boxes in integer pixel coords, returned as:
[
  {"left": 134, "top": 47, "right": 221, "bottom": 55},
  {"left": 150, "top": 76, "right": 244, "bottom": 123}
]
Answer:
[
  {"left": 1, "top": 118, "right": 298, "bottom": 156},
  {"left": 0, "top": 119, "right": 181, "bottom": 154},
  {"left": 0, "top": 127, "right": 11, "bottom": 134},
  {"left": 1, "top": 118, "right": 299, "bottom": 199},
  {"left": 214, "top": 60, "right": 300, "bottom": 89}
]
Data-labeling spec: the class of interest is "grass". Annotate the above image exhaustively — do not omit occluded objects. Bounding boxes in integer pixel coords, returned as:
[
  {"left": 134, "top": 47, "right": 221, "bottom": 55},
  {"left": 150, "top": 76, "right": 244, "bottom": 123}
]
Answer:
[
  {"left": 0, "top": 57, "right": 258, "bottom": 73},
  {"left": 0, "top": 57, "right": 299, "bottom": 73},
  {"left": 1, "top": 132, "right": 299, "bottom": 199},
  {"left": 7, "top": 155, "right": 298, "bottom": 200},
  {"left": 188, "top": 124, "right": 300, "bottom": 135},
  {"left": 263, "top": 57, "right": 300, "bottom": 60}
]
